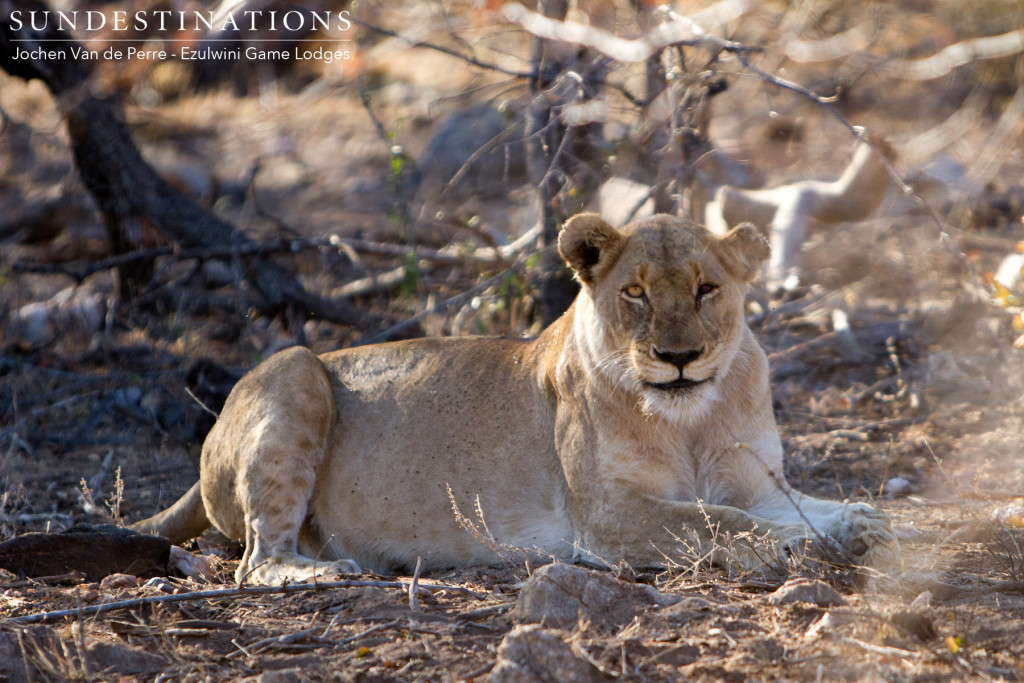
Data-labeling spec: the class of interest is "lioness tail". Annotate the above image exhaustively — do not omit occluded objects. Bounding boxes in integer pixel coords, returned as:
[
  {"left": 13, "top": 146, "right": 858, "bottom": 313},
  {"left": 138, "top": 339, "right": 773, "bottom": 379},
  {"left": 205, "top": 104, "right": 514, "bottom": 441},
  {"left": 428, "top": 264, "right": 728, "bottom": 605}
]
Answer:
[{"left": 130, "top": 482, "right": 210, "bottom": 543}]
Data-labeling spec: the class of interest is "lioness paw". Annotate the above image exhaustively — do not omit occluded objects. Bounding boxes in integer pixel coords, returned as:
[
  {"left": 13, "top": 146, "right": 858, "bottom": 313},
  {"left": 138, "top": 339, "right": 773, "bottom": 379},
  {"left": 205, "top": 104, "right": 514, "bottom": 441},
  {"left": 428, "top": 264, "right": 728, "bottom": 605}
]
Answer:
[
  {"left": 830, "top": 503, "right": 901, "bottom": 572},
  {"left": 240, "top": 555, "right": 361, "bottom": 585}
]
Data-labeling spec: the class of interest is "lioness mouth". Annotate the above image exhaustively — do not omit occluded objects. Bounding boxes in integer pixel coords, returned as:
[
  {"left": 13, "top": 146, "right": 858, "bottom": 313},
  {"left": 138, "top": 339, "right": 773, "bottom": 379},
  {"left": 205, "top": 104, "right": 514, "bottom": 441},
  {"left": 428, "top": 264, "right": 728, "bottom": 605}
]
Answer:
[{"left": 645, "top": 376, "right": 711, "bottom": 391}]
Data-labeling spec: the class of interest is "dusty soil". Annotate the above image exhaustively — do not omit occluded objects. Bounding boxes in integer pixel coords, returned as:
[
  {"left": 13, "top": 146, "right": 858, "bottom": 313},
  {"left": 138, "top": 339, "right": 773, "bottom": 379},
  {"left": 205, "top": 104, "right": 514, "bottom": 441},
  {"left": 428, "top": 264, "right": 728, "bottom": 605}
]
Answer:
[{"left": 3, "top": 0, "right": 1024, "bottom": 680}]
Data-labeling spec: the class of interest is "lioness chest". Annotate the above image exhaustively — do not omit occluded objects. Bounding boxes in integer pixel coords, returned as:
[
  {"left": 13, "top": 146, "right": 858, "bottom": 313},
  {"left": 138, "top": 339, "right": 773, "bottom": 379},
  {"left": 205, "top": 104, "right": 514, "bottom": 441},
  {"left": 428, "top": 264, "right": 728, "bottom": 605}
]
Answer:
[{"left": 303, "top": 336, "right": 575, "bottom": 573}]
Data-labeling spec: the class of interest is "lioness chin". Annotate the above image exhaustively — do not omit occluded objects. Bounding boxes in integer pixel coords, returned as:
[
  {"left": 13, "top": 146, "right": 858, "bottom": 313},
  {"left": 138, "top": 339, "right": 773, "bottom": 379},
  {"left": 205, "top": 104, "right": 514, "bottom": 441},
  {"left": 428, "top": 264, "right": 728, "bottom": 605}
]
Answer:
[{"left": 134, "top": 213, "right": 900, "bottom": 584}]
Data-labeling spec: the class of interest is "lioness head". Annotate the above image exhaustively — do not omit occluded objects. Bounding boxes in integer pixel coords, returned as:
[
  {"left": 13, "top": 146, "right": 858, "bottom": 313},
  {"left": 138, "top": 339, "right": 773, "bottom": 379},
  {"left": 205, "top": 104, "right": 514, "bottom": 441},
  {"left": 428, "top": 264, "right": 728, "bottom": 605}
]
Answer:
[{"left": 558, "top": 213, "right": 769, "bottom": 420}]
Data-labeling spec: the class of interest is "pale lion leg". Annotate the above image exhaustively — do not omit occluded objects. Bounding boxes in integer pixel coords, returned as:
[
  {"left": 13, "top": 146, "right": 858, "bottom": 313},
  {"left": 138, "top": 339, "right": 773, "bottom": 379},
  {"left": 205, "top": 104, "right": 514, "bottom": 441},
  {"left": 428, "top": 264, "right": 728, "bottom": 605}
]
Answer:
[
  {"left": 220, "top": 348, "right": 361, "bottom": 585},
  {"left": 749, "top": 490, "right": 901, "bottom": 571},
  {"left": 233, "top": 420, "right": 361, "bottom": 584}
]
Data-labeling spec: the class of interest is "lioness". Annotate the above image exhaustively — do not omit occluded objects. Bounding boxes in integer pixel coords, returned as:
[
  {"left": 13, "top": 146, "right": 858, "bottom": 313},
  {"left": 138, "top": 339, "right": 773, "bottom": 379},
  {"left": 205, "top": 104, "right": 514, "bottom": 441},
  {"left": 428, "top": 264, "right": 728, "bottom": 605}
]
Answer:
[{"left": 134, "top": 214, "right": 899, "bottom": 583}]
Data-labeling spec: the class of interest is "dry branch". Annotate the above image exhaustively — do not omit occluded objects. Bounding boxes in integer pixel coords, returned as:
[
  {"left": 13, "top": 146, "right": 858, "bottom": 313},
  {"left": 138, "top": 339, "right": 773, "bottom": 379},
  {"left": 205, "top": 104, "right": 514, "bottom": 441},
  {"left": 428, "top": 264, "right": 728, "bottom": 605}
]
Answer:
[
  {"left": 784, "top": 24, "right": 874, "bottom": 63},
  {"left": 502, "top": 1, "right": 751, "bottom": 62},
  {"left": 329, "top": 224, "right": 543, "bottom": 299},
  {"left": 706, "top": 136, "right": 896, "bottom": 290},
  {"left": 891, "top": 28, "right": 1024, "bottom": 81},
  {"left": 4, "top": 577, "right": 485, "bottom": 625}
]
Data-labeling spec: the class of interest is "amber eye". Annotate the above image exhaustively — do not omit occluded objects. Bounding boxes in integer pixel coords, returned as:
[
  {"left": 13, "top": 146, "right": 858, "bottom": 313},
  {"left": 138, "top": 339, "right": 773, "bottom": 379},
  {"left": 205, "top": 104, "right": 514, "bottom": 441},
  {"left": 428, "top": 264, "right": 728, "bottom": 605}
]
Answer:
[
  {"left": 623, "top": 284, "right": 646, "bottom": 300},
  {"left": 697, "top": 282, "right": 718, "bottom": 299}
]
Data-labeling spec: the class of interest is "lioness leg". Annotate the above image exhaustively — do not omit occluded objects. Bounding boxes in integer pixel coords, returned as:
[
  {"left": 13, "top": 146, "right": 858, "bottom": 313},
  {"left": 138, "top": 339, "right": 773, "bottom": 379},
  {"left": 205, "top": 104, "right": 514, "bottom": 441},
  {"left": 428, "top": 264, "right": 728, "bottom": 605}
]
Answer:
[
  {"left": 748, "top": 490, "right": 901, "bottom": 571},
  {"left": 581, "top": 496, "right": 814, "bottom": 571},
  {"left": 204, "top": 347, "right": 359, "bottom": 584}
]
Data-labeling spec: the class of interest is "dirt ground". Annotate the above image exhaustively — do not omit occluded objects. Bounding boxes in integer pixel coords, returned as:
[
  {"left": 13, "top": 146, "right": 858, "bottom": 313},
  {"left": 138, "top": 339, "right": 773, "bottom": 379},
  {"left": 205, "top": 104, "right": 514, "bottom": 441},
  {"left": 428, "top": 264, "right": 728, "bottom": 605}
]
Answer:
[{"left": 3, "top": 0, "right": 1024, "bottom": 680}]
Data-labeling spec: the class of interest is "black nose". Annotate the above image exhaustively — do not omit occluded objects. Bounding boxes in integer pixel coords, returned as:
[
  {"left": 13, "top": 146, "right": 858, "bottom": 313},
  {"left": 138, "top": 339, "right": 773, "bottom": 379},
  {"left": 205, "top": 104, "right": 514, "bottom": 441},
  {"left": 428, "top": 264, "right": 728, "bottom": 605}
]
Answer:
[{"left": 653, "top": 347, "right": 703, "bottom": 370}]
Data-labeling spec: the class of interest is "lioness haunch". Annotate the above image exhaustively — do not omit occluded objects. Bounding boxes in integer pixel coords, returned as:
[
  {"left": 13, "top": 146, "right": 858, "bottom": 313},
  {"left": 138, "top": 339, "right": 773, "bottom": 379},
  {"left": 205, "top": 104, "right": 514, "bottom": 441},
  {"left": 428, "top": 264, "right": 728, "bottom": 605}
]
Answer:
[{"left": 134, "top": 214, "right": 899, "bottom": 583}]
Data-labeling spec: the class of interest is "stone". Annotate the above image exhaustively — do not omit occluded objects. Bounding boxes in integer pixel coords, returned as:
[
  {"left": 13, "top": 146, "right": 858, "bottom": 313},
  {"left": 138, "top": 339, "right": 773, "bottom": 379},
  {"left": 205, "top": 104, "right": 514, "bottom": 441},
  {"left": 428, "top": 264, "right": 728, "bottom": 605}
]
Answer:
[
  {"left": 768, "top": 578, "right": 846, "bottom": 608},
  {"left": 512, "top": 563, "right": 677, "bottom": 630},
  {"left": 9, "top": 285, "right": 106, "bottom": 348},
  {"left": 487, "top": 625, "right": 608, "bottom": 683},
  {"left": 416, "top": 104, "right": 526, "bottom": 198}
]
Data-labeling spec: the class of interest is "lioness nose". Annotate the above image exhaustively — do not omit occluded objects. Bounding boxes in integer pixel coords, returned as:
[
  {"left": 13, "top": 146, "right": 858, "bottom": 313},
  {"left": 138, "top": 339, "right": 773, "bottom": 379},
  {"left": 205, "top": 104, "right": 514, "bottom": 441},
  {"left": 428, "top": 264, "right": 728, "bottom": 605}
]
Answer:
[{"left": 653, "top": 347, "right": 703, "bottom": 370}]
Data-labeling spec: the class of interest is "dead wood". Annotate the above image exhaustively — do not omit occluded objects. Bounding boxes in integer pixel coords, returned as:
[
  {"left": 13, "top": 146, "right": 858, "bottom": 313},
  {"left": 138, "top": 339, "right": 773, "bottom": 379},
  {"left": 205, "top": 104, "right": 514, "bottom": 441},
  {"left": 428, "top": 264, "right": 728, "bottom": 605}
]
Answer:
[
  {"left": 707, "top": 135, "right": 896, "bottom": 290},
  {"left": 0, "top": 525, "right": 170, "bottom": 582},
  {"left": 0, "top": 0, "right": 376, "bottom": 329},
  {"left": 4, "top": 576, "right": 486, "bottom": 625}
]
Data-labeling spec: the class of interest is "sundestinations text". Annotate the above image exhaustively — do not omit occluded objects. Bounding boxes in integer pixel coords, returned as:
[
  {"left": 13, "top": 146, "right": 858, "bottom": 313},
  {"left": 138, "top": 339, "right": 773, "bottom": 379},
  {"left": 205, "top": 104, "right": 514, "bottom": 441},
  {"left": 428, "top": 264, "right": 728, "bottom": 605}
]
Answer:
[{"left": 8, "top": 10, "right": 352, "bottom": 33}]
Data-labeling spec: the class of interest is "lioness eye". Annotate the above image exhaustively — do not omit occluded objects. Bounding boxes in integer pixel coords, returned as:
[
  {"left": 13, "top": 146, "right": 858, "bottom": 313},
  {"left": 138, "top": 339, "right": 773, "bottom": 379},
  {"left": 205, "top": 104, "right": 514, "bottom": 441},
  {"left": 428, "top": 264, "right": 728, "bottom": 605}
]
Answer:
[
  {"left": 697, "top": 283, "right": 717, "bottom": 298},
  {"left": 623, "top": 284, "right": 645, "bottom": 300}
]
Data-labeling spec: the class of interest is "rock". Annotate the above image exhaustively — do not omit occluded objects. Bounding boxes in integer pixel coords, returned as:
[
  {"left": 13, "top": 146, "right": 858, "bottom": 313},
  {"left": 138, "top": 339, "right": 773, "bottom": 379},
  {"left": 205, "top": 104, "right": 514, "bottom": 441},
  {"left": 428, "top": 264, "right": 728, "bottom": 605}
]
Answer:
[
  {"left": 512, "top": 563, "right": 677, "bottom": 630},
  {"left": 87, "top": 641, "right": 169, "bottom": 676},
  {"left": 99, "top": 573, "right": 142, "bottom": 589},
  {"left": 201, "top": 260, "right": 236, "bottom": 288},
  {"left": 804, "top": 611, "right": 859, "bottom": 639},
  {"left": 252, "top": 668, "right": 305, "bottom": 683},
  {"left": 767, "top": 578, "right": 845, "bottom": 607},
  {"left": 8, "top": 285, "right": 106, "bottom": 348},
  {"left": 887, "top": 608, "right": 939, "bottom": 642},
  {"left": 884, "top": 476, "right": 911, "bottom": 496},
  {"left": 0, "top": 626, "right": 166, "bottom": 681},
  {"left": 0, "top": 630, "right": 27, "bottom": 683},
  {"left": 487, "top": 625, "right": 608, "bottom": 683},
  {"left": 416, "top": 104, "right": 526, "bottom": 198}
]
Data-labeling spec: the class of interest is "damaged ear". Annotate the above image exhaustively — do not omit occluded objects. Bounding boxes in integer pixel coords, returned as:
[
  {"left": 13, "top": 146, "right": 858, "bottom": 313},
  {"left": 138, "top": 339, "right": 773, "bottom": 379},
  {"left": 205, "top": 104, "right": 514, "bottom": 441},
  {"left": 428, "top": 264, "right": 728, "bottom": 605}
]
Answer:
[
  {"left": 718, "top": 223, "right": 770, "bottom": 283},
  {"left": 558, "top": 213, "right": 625, "bottom": 284}
]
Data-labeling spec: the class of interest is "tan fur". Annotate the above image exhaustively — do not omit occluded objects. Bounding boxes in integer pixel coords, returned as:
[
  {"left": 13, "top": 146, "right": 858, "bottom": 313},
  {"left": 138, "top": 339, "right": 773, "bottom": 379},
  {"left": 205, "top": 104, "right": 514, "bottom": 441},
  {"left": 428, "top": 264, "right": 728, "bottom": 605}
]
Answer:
[{"left": 133, "top": 213, "right": 899, "bottom": 583}]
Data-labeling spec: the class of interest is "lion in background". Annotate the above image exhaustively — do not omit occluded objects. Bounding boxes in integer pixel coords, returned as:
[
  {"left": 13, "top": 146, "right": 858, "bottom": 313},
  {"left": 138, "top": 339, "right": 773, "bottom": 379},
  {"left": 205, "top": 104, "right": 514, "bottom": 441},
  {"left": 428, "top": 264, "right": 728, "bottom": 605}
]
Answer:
[{"left": 134, "top": 213, "right": 899, "bottom": 583}]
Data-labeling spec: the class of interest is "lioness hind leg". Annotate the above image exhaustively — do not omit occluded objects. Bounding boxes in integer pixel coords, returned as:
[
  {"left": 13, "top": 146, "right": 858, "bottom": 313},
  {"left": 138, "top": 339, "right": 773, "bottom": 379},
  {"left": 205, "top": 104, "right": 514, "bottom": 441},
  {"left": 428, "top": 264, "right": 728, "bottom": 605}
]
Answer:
[{"left": 211, "top": 347, "right": 360, "bottom": 585}]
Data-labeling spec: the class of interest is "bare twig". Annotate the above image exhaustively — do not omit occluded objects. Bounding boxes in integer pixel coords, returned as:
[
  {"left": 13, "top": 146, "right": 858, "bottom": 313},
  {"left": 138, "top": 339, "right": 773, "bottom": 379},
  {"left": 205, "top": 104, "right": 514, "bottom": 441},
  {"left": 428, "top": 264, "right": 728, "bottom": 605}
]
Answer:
[
  {"left": 352, "top": 16, "right": 532, "bottom": 79},
  {"left": 409, "top": 556, "right": 423, "bottom": 613},
  {"left": 4, "top": 578, "right": 484, "bottom": 625},
  {"left": 357, "top": 248, "right": 538, "bottom": 345}
]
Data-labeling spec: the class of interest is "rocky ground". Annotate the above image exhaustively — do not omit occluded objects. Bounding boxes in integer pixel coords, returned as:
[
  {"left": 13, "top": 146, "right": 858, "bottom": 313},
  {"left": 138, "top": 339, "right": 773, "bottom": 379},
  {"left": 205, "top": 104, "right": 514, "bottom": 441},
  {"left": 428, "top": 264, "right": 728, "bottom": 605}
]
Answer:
[{"left": 3, "top": 0, "right": 1024, "bottom": 680}]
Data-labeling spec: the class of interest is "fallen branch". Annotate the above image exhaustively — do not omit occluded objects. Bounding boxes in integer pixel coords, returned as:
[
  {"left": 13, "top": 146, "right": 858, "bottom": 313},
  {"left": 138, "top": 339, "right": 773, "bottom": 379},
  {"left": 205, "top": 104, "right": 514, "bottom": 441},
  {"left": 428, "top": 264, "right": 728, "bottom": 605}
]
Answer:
[
  {"left": 358, "top": 249, "right": 536, "bottom": 345},
  {"left": 707, "top": 136, "right": 896, "bottom": 290},
  {"left": 4, "top": 577, "right": 485, "bottom": 625}
]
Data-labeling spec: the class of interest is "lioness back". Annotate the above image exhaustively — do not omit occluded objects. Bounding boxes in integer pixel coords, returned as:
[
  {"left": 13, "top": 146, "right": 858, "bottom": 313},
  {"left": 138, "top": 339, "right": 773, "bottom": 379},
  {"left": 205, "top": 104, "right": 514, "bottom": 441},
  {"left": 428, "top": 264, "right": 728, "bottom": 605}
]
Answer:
[{"left": 206, "top": 337, "right": 574, "bottom": 573}]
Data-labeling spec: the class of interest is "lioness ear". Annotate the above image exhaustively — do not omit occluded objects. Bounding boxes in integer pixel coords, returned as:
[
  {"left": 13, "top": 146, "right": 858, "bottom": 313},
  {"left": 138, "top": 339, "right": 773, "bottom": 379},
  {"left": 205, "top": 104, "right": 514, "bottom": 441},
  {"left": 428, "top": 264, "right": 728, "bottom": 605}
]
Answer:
[
  {"left": 558, "top": 213, "right": 625, "bottom": 284},
  {"left": 718, "top": 223, "right": 770, "bottom": 282}
]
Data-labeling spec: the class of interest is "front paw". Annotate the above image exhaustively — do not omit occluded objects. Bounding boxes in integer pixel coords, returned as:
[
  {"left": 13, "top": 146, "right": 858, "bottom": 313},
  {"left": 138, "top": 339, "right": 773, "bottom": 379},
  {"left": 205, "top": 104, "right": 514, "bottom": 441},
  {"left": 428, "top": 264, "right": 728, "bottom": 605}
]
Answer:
[{"left": 831, "top": 503, "right": 901, "bottom": 572}]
